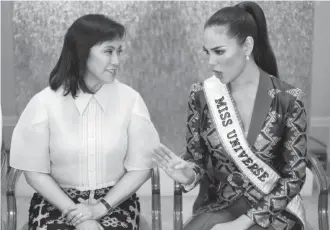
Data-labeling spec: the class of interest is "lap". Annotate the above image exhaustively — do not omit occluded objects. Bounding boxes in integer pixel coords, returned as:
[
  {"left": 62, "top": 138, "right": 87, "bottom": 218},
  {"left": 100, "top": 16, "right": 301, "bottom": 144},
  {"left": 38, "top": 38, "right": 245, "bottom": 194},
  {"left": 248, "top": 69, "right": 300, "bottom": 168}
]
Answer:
[
  {"left": 28, "top": 187, "right": 140, "bottom": 230},
  {"left": 247, "top": 224, "right": 276, "bottom": 230},
  {"left": 183, "top": 210, "right": 234, "bottom": 230},
  {"left": 98, "top": 197, "right": 140, "bottom": 230},
  {"left": 182, "top": 197, "right": 297, "bottom": 230},
  {"left": 184, "top": 197, "right": 253, "bottom": 230},
  {"left": 183, "top": 197, "right": 278, "bottom": 230},
  {"left": 183, "top": 214, "right": 276, "bottom": 230}
]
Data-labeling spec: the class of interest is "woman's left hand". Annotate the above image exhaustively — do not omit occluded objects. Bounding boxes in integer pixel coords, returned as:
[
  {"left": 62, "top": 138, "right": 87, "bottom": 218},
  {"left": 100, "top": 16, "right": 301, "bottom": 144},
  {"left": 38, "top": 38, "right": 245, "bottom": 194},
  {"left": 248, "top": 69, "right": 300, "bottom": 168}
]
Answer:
[{"left": 65, "top": 203, "right": 108, "bottom": 226}]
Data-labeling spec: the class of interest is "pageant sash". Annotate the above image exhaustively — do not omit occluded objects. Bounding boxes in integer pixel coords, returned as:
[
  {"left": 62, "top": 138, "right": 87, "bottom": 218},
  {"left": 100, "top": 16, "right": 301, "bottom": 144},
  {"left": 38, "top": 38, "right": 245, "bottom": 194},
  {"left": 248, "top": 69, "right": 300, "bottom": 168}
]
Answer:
[
  {"left": 203, "top": 76, "right": 305, "bottom": 227},
  {"left": 203, "top": 76, "right": 279, "bottom": 194}
]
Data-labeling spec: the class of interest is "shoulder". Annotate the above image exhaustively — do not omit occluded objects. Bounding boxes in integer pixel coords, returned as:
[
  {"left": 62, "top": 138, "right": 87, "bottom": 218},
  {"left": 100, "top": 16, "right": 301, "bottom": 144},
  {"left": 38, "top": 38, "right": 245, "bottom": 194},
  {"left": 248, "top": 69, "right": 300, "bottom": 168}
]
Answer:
[
  {"left": 24, "top": 86, "right": 69, "bottom": 114},
  {"left": 269, "top": 76, "right": 305, "bottom": 115},
  {"left": 113, "top": 81, "right": 150, "bottom": 115},
  {"left": 189, "top": 82, "right": 204, "bottom": 93},
  {"left": 270, "top": 76, "right": 304, "bottom": 102},
  {"left": 113, "top": 81, "right": 151, "bottom": 118},
  {"left": 187, "top": 82, "right": 207, "bottom": 108},
  {"left": 26, "top": 87, "right": 55, "bottom": 108},
  {"left": 115, "top": 80, "right": 140, "bottom": 101},
  {"left": 17, "top": 87, "right": 55, "bottom": 125},
  {"left": 188, "top": 82, "right": 204, "bottom": 99}
]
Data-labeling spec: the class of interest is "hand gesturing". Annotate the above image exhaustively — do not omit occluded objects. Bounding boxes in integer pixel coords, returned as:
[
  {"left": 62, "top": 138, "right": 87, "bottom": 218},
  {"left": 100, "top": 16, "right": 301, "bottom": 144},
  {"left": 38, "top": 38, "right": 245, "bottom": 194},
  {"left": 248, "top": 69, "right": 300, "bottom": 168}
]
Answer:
[{"left": 152, "top": 143, "right": 195, "bottom": 185}]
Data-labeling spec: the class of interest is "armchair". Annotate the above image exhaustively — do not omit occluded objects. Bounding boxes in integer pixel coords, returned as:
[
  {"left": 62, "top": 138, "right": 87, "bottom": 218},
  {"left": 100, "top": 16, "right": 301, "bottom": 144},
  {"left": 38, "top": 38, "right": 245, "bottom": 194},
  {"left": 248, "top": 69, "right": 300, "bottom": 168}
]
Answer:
[{"left": 173, "top": 151, "right": 329, "bottom": 230}]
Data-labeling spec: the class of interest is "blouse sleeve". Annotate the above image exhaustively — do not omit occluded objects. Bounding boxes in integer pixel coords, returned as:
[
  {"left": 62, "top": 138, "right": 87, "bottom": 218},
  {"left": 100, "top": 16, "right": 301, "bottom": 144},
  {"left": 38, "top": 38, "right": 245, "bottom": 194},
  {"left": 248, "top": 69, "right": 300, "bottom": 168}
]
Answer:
[
  {"left": 124, "top": 93, "right": 160, "bottom": 171},
  {"left": 10, "top": 94, "right": 50, "bottom": 173}
]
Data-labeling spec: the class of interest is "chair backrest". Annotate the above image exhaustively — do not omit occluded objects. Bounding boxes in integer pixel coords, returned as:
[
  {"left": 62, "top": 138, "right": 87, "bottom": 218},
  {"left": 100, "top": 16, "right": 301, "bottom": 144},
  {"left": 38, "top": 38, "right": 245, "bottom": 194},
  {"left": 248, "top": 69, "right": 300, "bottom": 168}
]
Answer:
[
  {"left": 306, "top": 152, "right": 329, "bottom": 230},
  {"left": 1, "top": 150, "right": 8, "bottom": 230}
]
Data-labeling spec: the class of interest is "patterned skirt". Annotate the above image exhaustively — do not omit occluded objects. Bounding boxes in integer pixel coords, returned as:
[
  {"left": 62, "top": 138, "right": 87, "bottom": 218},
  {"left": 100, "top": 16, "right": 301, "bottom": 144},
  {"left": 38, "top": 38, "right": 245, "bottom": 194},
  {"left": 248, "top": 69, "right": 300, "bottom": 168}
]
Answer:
[{"left": 28, "top": 186, "right": 140, "bottom": 230}]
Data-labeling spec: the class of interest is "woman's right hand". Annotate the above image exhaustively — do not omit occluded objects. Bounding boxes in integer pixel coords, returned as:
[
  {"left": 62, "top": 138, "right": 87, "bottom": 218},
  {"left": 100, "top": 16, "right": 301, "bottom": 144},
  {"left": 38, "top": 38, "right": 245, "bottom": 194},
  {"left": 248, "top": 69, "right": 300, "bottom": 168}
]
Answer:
[
  {"left": 75, "top": 220, "right": 103, "bottom": 230},
  {"left": 153, "top": 143, "right": 195, "bottom": 185}
]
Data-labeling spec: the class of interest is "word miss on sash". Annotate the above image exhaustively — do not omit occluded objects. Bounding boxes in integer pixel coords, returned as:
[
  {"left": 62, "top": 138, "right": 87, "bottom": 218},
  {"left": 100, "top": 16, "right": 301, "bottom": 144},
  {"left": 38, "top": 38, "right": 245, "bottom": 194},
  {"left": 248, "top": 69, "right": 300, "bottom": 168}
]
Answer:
[{"left": 215, "top": 97, "right": 269, "bottom": 183}]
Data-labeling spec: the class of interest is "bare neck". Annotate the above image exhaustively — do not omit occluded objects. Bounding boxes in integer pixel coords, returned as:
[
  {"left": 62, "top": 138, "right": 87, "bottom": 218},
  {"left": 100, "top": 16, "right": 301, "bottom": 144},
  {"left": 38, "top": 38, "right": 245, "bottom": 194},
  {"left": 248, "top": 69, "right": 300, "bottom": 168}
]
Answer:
[
  {"left": 84, "top": 74, "right": 103, "bottom": 94},
  {"left": 229, "top": 61, "right": 260, "bottom": 93}
]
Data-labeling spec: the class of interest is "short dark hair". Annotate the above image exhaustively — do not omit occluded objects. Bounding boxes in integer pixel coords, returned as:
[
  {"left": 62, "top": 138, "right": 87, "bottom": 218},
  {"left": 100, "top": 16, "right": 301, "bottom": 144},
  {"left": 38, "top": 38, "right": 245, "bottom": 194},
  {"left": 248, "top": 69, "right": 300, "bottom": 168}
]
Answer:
[
  {"left": 205, "top": 1, "right": 279, "bottom": 78},
  {"left": 49, "top": 14, "right": 125, "bottom": 97}
]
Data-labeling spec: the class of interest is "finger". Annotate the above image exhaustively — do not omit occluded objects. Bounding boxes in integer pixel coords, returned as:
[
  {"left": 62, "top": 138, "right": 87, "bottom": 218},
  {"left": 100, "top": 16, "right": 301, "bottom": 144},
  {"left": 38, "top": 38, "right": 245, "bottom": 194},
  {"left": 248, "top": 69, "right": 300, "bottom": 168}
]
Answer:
[
  {"left": 155, "top": 161, "right": 169, "bottom": 171},
  {"left": 152, "top": 152, "right": 170, "bottom": 166},
  {"left": 152, "top": 152, "right": 164, "bottom": 164},
  {"left": 153, "top": 148, "right": 172, "bottom": 164},
  {"left": 157, "top": 161, "right": 168, "bottom": 171},
  {"left": 70, "top": 212, "right": 84, "bottom": 225},
  {"left": 66, "top": 210, "right": 82, "bottom": 223},
  {"left": 62, "top": 206, "right": 77, "bottom": 218},
  {"left": 159, "top": 143, "right": 183, "bottom": 162},
  {"left": 159, "top": 143, "right": 174, "bottom": 159},
  {"left": 165, "top": 160, "right": 177, "bottom": 170},
  {"left": 72, "top": 218, "right": 83, "bottom": 227},
  {"left": 153, "top": 155, "right": 181, "bottom": 172},
  {"left": 173, "top": 161, "right": 189, "bottom": 170},
  {"left": 66, "top": 210, "right": 77, "bottom": 223},
  {"left": 72, "top": 214, "right": 91, "bottom": 226}
]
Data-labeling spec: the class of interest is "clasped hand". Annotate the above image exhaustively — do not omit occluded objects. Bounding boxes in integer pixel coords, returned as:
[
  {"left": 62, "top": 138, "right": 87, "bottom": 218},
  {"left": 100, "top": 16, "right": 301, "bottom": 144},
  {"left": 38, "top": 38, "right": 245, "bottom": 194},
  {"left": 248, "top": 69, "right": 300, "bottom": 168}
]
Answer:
[{"left": 64, "top": 202, "right": 107, "bottom": 227}]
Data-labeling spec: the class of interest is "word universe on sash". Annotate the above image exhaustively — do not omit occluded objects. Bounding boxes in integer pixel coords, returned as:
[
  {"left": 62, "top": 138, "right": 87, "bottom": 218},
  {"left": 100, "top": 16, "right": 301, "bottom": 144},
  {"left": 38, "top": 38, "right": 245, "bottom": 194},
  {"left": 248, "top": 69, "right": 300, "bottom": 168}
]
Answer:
[{"left": 215, "top": 96, "right": 269, "bottom": 183}]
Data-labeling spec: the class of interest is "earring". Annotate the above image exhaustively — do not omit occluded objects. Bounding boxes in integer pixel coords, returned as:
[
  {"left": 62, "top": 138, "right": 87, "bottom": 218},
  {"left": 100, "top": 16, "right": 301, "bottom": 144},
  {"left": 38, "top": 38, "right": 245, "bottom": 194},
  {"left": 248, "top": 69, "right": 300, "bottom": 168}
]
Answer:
[{"left": 245, "top": 55, "right": 250, "bottom": 60}]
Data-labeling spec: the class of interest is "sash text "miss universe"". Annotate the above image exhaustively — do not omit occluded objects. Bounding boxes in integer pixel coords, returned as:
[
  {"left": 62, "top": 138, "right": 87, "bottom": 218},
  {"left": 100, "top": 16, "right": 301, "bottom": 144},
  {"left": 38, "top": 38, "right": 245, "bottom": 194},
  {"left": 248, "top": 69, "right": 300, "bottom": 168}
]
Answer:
[{"left": 215, "top": 97, "right": 269, "bottom": 182}]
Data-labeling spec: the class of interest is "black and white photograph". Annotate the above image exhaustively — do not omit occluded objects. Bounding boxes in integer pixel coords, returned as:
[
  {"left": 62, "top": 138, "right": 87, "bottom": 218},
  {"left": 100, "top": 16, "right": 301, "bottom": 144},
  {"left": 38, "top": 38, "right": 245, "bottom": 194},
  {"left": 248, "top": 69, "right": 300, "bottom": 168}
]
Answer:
[{"left": 1, "top": 1, "right": 329, "bottom": 230}]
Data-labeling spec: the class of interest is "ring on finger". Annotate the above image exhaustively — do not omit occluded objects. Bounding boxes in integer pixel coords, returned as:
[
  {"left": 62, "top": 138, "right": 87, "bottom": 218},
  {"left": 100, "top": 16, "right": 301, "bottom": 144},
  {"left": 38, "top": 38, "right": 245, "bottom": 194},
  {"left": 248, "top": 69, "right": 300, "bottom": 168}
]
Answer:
[
  {"left": 74, "top": 218, "right": 84, "bottom": 226},
  {"left": 71, "top": 214, "right": 83, "bottom": 225}
]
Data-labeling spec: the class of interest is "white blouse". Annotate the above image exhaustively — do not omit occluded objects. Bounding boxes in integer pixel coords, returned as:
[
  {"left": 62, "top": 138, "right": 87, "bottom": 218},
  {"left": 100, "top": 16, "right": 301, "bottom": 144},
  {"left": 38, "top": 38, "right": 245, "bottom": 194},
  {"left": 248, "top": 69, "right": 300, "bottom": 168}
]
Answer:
[{"left": 10, "top": 80, "right": 160, "bottom": 191}]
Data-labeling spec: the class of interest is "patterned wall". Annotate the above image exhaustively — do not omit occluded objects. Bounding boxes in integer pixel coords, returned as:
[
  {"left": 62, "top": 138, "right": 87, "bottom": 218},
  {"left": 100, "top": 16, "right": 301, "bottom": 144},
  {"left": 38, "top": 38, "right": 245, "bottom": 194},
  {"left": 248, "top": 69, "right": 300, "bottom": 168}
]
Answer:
[{"left": 13, "top": 1, "right": 314, "bottom": 152}]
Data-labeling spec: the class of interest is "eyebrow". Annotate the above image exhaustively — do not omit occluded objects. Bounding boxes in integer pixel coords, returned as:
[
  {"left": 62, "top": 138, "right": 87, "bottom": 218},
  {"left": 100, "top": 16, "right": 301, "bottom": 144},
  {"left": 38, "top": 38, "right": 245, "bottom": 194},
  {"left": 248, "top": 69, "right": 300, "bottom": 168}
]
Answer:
[
  {"left": 203, "top": 46, "right": 225, "bottom": 51},
  {"left": 105, "top": 45, "right": 122, "bottom": 50}
]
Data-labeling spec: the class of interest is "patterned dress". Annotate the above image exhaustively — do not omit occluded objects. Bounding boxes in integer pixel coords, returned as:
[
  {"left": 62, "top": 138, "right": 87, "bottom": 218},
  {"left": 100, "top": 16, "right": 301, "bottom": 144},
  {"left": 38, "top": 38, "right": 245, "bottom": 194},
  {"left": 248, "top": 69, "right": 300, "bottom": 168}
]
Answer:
[
  {"left": 182, "top": 70, "right": 307, "bottom": 230},
  {"left": 28, "top": 187, "right": 140, "bottom": 230}
]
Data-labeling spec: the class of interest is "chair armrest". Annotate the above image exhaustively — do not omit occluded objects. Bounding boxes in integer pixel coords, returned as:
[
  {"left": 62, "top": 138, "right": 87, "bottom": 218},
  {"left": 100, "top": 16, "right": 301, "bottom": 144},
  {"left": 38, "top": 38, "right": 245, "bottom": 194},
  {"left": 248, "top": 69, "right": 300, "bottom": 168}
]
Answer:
[
  {"left": 151, "top": 167, "right": 162, "bottom": 230},
  {"left": 174, "top": 181, "right": 183, "bottom": 230},
  {"left": 306, "top": 152, "right": 329, "bottom": 230},
  {"left": 6, "top": 167, "right": 23, "bottom": 230}
]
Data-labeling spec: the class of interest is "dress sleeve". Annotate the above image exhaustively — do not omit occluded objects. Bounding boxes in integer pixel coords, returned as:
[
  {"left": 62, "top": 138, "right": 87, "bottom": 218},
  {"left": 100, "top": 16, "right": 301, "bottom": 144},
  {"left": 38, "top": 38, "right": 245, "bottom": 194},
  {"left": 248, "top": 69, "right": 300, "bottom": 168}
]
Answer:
[
  {"left": 181, "top": 83, "right": 208, "bottom": 192},
  {"left": 10, "top": 94, "right": 50, "bottom": 173},
  {"left": 246, "top": 90, "right": 307, "bottom": 228},
  {"left": 124, "top": 93, "right": 160, "bottom": 171}
]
